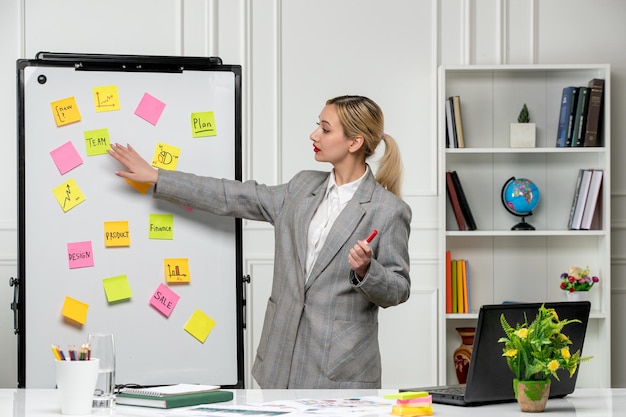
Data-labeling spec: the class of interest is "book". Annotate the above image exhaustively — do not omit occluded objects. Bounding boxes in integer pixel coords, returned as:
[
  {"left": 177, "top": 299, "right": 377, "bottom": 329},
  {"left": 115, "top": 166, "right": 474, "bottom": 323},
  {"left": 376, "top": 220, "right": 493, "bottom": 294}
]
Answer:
[
  {"left": 119, "top": 383, "right": 220, "bottom": 396},
  {"left": 450, "top": 171, "right": 477, "bottom": 230},
  {"left": 571, "top": 87, "right": 590, "bottom": 147},
  {"left": 445, "top": 98, "right": 457, "bottom": 148},
  {"left": 555, "top": 86, "right": 579, "bottom": 147},
  {"left": 446, "top": 251, "right": 452, "bottom": 314},
  {"left": 451, "top": 260, "right": 457, "bottom": 314},
  {"left": 451, "top": 96, "right": 465, "bottom": 148},
  {"left": 584, "top": 78, "right": 605, "bottom": 147},
  {"left": 465, "top": 259, "right": 471, "bottom": 313},
  {"left": 580, "top": 169, "right": 603, "bottom": 230},
  {"left": 446, "top": 171, "right": 466, "bottom": 231},
  {"left": 116, "top": 390, "right": 233, "bottom": 409},
  {"left": 567, "top": 169, "right": 585, "bottom": 230},
  {"left": 456, "top": 259, "right": 465, "bottom": 313},
  {"left": 569, "top": 169, "right": 593, "bottom": 230}
]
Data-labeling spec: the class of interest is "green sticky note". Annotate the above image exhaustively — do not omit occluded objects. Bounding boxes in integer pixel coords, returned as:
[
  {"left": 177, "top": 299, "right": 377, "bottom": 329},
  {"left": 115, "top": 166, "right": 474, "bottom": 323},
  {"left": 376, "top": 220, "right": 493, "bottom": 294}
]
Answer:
[
  {"left": 191, "top": 111, "right": 217, "bottom": 138},
  {"left": 149, "top": 214, "right": 174, "bottom": 240},
  {"left": 384, "top": 391, "right": 429, "bottom": 400},
  {"left": 103, "top": 275, "right": 132, "bottom": 303},
  {"left": 84, "top": 128, "right": 111, "bottom": 156}
]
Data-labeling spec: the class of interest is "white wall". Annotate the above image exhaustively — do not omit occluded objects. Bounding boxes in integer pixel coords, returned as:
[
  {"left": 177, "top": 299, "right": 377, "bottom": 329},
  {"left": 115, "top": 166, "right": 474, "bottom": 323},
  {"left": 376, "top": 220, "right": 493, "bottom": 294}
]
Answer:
[{"left": 1, "top": 0, "right": 625, "bottom": 388}]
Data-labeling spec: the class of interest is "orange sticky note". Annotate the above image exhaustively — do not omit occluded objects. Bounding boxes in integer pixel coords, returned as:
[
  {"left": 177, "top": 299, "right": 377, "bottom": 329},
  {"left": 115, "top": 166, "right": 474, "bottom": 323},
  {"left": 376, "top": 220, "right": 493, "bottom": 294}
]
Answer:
[
  {"left": 164, "top": 258, "right": 190, "bottom": 283},
  {"left": 62, "top": 296, "right": 89, "bottom": 325},
  {"left": 51, "top": 97, "right": 81, "bottom": 126},
  {"left": 184, "top": 309, "right": 216, "bottom": 343},
  {"left": 124, "top": 178, "right": 152, "bottom": 194},
  {"left": 104, "top": 221, "right": 130, "bottom": 247}
]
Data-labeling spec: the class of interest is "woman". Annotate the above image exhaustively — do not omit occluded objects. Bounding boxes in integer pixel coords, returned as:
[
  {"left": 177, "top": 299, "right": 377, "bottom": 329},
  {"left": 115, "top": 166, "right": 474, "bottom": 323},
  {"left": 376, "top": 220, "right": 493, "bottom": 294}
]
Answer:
[{"left": 108, "top": 95, "right": 411, "bottom": 388}]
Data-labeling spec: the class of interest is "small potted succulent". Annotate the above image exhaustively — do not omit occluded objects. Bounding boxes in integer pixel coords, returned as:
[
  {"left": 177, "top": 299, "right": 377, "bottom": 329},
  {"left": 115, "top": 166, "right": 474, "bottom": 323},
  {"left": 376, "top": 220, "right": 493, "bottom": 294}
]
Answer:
[{"left": 510, "top": 103, "right": 536, "bottom": 148}]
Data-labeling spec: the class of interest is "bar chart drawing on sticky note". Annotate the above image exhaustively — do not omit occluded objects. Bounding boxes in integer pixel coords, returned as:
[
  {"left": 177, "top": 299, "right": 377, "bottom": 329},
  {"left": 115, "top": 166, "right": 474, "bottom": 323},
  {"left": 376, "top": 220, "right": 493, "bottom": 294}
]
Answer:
[{"left": 165, "top": 258, "right": 190, "bottom": 283}]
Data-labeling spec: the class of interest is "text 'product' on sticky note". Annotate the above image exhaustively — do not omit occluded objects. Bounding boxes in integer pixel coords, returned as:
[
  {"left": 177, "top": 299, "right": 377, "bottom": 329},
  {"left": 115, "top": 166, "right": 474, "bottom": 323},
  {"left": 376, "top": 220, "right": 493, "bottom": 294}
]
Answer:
[
  {"left": 50, "top": 141, "right": 83, "bottom": 175},
  {"left": 104, "top": 221, "right": 130, "bottom": 247},
  {"left": 134, "top": 92, "right": 166, "bottom": 126},
  {"left": 149, "top": 213, "right": 174, "bottom": 240},
  {"left": 52, "top": 178, "right": 86, "bottom": 213},
  {"left": 62, "top": 296, "right": 89, "bottom": 325},
  {"left": 93, "top": 85, "right": 120, "bottom": 112},
  {"left": 67, "top": 241, "right": 94, "bottom": 269},
  {"left": 151, "top": 142, "right": 180, "bottom": 171},
  {"left": 184, "top": 309, "right": 216, "bottom": 343},
  {"left": 164, "top": 258, "right": 190, "bottom": 283},
  {"left": 51, "top": 97, "right": 81, "bottom": 126},
  {"left": 150, "top": 283, "right": 180, "bottom": 317},
  {"left": 84, "top": 128, "right": 111, "bottom": 156},
  {"left": 191, "top": 111, "right": 217, "bottom": 138},
  {"left": 103, "top": 274, "right": 132, "bottom": 303}
]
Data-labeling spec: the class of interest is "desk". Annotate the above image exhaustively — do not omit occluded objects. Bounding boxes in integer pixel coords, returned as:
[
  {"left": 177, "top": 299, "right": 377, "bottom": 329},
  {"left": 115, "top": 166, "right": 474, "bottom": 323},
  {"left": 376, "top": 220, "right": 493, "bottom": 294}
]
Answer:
[{"left": 2, "top": 389, "right": 625, "bottom": 416}]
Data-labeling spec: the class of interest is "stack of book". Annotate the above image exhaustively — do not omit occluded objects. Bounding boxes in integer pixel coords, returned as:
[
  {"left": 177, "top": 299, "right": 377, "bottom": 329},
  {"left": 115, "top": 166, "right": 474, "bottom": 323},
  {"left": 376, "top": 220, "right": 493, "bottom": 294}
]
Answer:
[
  {"left": 445, "top": 251, "right": 471, "bottom": 314},
  {"left": 568, "top": 168, "right": 603, "bottom": 230},
  {"left": 445, "top": 95, "right": 465, "bottom": 148},
  {"left": 555, "top": 78, "right": 605, "bottom": 147},
  {"left": 445, "top": 170, "right": 476, "bottom": 231}
]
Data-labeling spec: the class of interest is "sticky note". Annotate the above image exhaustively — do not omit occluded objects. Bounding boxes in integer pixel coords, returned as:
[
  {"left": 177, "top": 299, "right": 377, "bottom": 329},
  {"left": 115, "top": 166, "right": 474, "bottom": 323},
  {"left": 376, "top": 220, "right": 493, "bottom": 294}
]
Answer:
[
  {"left": 67, "top": 241, "right": 94, "bottom": 269},
  {"left": 164, "top": 258, "right": 190, "bottom": 283},
  {"left": 134, "top": 92, "right": 166, "bottom": 125},
  {"left": 149, "top": 214, "right": 174, "bottom": 240},
  {"left": 391, "top": 405, "right": 433, "bottom": 416},
  {"left": 62, "top": 296, "right": 89, "bottom": 325},
  {"left": 103, "top": 275, "right": 132, "bottom": 303},
  {"left": 150, "top": 283, "right": 180, "bottom": 317},
  {"left": 397, "top": 395, "right": 432, "bottom": 405},
  {"left": 84, "top": 128, "right": 111, "bottom": 156},
  {"left": 184, "top": 309, "right": 216, "bottom": 343},
  {"left": 50, "top": 97, "right": 81, "bottom": 126},
  {"left": 151, "top": 142, "right": 180, "bottom": 170},
  {"left": 384, "top": 392, "right": 429, "bottom": 400},
  {"left": 124, "top": 178, "right": 152, "bottom": 194},
  {"left": 50, "top": 141, "right": 83, "bottom": 175},
  {"left": 52, "top": 178, "right": 86, "bottom": 212},
  {"left": 191, "top": 111, "right": 217, "bottom": 138},
  {"left": 93, "top": 85, "right": 120, "bottom": 112},
  {"left": 104, "top": 221, "right": 130, "bottom": 247}
]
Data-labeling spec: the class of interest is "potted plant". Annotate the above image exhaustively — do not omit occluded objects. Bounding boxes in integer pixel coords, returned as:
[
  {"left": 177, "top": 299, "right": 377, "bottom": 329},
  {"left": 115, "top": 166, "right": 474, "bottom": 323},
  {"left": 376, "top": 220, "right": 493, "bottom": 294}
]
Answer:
[
  {"left": 560, "top": 265, "right": 600, "bottom": 302},
  {"left": 510, "top": 103, "right": 536, "bottom": 148},
  {"left": 499, "top": 304, "right": 592, "bottom": 412}
]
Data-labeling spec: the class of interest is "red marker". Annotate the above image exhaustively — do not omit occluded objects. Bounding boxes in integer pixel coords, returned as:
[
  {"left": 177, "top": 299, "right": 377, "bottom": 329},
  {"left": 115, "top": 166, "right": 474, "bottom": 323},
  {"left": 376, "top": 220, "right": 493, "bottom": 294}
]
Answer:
[{"left": 365, "top": 229, "right": 378, "bottom": 243}]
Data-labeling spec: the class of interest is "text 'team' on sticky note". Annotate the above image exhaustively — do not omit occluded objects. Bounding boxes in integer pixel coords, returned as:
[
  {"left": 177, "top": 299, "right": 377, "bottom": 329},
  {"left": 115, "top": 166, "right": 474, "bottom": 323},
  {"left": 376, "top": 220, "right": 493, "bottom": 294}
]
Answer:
[
  {"left": 67, "top": 241, "right": 94, "bottom": 269},
  {"left": 84, "top": 128, "right": 111, "bottom": 156},
  {"left": 62, "top": 296, "right": 89, "bottom": 325},
  {"left": 124, "top": 178, "right": 152, "bottom": 194},
  {"left": 150, "top": 283, "right": 180, "bottom": 317},
  {"left": 103, "top": 274, "right": 132, "bottom": 303},
  {"left": 50, "top": 97, "right": 82, "bottom": 127},
  {"left": 93, "top": 85, "right": 120, "bottom": 112},
  {"left": 52, "top": 178, "right": 86, "bottom": 213},
  {"left": 191, "top": 111, "right": 217, "bottom": 138},
  {"left": 184, "top": 309, "right": 216, "bottom": 343},
  {"left": 164, "top": 258, "right": 190, "bottom": 283},
  {"left": 50, "top": 141, "right": 83, "bottom": 175},
  {"left": 149, "top": 213, "right": 174, "bottom": 240},
  {"left": 151, "top": 142, "right": 180, "bottom": 171},
  {"left": 104, "top": 221, "right": 130, "bottom": 247},
  {"left": 134, "top": 92, "right": 166, "bottom": 125}
]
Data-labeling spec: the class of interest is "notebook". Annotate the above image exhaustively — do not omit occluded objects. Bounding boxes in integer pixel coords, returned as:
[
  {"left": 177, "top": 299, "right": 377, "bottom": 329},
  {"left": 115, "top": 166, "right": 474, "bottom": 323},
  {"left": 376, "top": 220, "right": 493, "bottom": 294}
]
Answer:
[
  {"left": 401, "top": 301, "right": 591, "bottom": 407},
  {"left": 119, "top": 383, "right": 220, "bottom": 397}
]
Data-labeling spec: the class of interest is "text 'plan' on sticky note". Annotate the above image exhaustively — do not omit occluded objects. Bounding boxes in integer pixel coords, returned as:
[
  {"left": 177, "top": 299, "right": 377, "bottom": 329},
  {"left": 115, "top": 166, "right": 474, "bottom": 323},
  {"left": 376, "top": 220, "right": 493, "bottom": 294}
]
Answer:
[
  {"left": 104, "top": 221, "right": 130, "bottom": 247},
  {"left": 151, "top": 142, "right": 180, "bottom": 170},
  {"left": 50, "top": 141, "right": 83, "bottom": 175},
  {"left": 149, "top": 213, "right": 174, "bottom": 240},
  {"left": 134, "top": 92, "right": 166, "bottom": 125},
  {"left": 150, "top": 283, "right": 180, "bottom": 317},
  {"left": 103, "top": 275, "right": 132, "bottom": 303},
  {"left": 93, "top": 85, "right": 120, "bottom": 112},
  {"left": 67, "top": 241, "right": 94, "bottom": 269},
  {"left": 52, "top": 178, "right": 86, "bottom": 213},
  {"left": 184, "top": 309, "right": 216, "bottom": 343},
  {"left": 191, "top": 111, "right": 217, "bottom": 137},
  {"left": 84, "top": 128, "right": 111, "bottom": 156},
  {"left": 62, "top": 296, "right": 89, "bottom": 325},
  {"left": 164, "top": 258, "right": 190, "bottom": 283},
  {"left": 50, "top": 97, "right": 81, "bottom": 126}
]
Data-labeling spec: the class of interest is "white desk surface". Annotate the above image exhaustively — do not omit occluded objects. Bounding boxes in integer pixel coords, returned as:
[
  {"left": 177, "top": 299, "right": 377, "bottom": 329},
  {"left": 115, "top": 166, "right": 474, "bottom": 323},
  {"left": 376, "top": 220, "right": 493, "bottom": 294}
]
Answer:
[{"left": 2, "top": 388, "right": 625, "bottom": 416}]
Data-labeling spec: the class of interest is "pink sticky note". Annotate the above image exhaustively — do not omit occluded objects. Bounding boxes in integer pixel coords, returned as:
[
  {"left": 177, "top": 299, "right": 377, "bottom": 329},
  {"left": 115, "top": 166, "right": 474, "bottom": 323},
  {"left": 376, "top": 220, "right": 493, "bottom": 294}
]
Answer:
[
  {"left": 50, "top": 141, "right": 83, "bottom": 175},
  {"left": 67, "top": 241, "right": 94, "bottom": 269},
  {"left": 149, "top": 283, "right": 180, "bottom": 317},
  {"left": 134, "top": 93, "right": 166, "bottom": 125}
]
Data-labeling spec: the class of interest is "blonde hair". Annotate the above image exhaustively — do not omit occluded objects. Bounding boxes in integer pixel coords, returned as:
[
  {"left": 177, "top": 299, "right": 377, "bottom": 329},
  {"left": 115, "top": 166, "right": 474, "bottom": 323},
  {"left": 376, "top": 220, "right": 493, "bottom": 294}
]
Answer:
[{"left": 326, "top": 95, "right": 403, "bottom": 196}]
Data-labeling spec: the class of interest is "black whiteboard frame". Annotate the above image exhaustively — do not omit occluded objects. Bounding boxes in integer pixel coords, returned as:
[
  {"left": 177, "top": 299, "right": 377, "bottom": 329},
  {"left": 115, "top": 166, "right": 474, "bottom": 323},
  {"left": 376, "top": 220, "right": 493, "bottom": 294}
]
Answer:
[{"left": 15, "top": 53, "right": 244, "bottom": 388}]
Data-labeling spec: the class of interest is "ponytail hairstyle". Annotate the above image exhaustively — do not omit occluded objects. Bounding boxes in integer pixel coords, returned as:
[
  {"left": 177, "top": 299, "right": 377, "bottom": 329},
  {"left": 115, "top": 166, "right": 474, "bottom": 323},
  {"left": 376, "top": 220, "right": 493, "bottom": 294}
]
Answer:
[{"left": 326, "top": 95, "right": 404, "bottom": 196}]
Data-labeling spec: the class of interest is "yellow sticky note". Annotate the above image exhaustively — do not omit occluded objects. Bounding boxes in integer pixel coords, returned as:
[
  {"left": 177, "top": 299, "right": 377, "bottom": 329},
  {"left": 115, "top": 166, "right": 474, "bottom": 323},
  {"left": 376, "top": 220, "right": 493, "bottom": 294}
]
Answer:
[
  {"left": 191, "top": 111, "right": 217, "bottom": 138},
  {"left": 149, "top": 214, "right": 174, "bottom": 240},
  {"left": 184, "top": 309, "right": 216, "bottom": 343},
  {"left": 62, "top": 296, "right": 89, "bottom": 325},
  {"left": 52, "top": 178, "right": 86, "bottom": 212},
  {"left": 51, "top": 97, "right": 81, "bottom": 126},
  {"left": 84, "top": 128, "right": 111, "bottom": 156},
  {"left": 124, "top": 178, "right": 152, "bottom": 194},
  {"left": 164, "top": 258, "right": 190, "bottom": 283},
  {"left": 93, "top": 85, "right": 120, "bottom": 112},
  {"left": 103, "top": 275, "right": 132, "bottom": 303},
  {"left": 104, "top": 221, "right": 130, "bottom": 247},
  {"left": 151, "top": 142, "right": 180, "bottom": 170}
]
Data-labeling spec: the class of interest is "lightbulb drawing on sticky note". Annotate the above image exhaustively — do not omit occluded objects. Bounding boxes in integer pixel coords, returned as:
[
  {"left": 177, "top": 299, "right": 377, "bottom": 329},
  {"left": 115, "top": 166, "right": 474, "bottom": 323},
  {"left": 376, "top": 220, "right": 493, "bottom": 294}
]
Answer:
[
  {"left": 184, "top": 309, "right": 216, "bottom": 343},
  {"left": 151, "top": 142, "right": 180, "bottom": 170}
]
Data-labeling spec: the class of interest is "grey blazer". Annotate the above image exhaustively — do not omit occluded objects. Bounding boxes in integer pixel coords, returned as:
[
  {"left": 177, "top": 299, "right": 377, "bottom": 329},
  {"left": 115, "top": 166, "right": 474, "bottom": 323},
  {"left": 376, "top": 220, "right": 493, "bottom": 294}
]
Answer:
[{"left": 154, "top": 168, "right": 412, "bottom": 388}]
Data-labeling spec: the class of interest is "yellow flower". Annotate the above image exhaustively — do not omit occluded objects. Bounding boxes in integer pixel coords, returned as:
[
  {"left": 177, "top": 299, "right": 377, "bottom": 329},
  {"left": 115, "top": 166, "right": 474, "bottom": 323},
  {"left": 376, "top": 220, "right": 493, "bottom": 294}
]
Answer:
[
  {"left": 548, "top": 360, "right": 560, "bottom": 372},
  {"left": 551, "top": 310, "right": 559, "bottom": 321},
  {"left": 503, "top": 349, "right": 518, "bottom": 357},
  {"left": 515, "top": 328, "right": 528, "bottom": 339},
  {"left": 561, "top": 348, "right": 571, "bottom": 360}
]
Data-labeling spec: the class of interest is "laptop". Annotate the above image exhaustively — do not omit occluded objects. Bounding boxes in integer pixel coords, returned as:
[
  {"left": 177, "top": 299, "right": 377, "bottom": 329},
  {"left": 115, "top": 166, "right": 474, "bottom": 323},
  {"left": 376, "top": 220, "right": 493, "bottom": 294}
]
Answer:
[{"left": 402, "top": 301, "right": 591, "bottom": 406}]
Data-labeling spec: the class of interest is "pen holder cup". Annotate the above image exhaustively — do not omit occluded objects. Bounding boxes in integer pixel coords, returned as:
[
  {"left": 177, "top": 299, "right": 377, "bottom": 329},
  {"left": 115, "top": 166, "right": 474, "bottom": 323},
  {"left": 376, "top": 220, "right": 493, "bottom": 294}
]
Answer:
[{"left": 55, "top": 358, "right": 99, "bottom": 415}]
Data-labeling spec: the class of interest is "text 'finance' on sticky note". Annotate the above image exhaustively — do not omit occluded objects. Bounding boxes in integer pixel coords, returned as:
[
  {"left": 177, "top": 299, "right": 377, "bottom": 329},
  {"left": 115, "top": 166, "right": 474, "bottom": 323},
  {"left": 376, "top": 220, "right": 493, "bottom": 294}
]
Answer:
[{"left": 149, "top": 213, "right": 174, "bottom": 240}]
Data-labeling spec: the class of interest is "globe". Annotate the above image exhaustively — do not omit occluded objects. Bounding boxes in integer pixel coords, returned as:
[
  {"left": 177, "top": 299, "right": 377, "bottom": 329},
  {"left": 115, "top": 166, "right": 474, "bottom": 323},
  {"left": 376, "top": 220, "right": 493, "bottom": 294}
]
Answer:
[{"left": 501, "top": 177, "right": 540, "bottom": 230}]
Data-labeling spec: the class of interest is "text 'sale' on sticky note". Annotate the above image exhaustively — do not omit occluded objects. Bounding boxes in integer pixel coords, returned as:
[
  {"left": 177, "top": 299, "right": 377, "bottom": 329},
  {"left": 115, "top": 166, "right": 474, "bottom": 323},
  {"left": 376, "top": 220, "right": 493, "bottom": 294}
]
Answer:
[{"left": 150, "top": 283, "right": 180, "bottom": 317}]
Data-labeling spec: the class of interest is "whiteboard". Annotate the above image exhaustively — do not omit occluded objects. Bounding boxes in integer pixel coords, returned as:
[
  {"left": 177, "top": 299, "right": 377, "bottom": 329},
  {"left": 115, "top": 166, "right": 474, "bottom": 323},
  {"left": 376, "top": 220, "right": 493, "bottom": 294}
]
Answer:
[{"left": 17, "top": 54, "right": 243, "bottom": 388}]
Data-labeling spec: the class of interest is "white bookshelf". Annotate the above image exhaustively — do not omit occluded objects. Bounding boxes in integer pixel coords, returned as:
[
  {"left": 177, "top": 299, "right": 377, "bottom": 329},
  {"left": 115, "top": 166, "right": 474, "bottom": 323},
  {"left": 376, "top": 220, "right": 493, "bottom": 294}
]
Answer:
[{"left": 438, "top": 65, "right": 611, "bottom": 388}]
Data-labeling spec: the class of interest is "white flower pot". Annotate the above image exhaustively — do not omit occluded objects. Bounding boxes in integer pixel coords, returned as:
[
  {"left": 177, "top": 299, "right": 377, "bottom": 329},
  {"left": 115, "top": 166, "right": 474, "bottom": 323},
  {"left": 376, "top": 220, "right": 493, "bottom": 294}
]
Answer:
[
  {"left": 565, "top": 291, "right": 590, "bottom": 302},
  {"left": 510, "top": 123, "right": 536, "bottom": 148}
]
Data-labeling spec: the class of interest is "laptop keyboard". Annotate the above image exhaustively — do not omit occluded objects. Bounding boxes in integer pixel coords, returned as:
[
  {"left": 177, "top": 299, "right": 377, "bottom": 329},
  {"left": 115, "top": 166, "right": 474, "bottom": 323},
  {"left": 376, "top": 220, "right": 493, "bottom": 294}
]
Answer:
[{"left": 431, "top": 386, "right": 466, "bottom": 395}]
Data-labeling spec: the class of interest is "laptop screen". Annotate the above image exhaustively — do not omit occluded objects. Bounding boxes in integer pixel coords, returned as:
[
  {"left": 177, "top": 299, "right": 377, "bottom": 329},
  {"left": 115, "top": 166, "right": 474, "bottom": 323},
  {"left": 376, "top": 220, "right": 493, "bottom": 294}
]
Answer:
[{"left": 464, "top": 301, "right": 591, "bottom": 404}]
